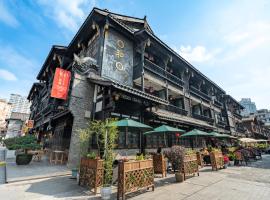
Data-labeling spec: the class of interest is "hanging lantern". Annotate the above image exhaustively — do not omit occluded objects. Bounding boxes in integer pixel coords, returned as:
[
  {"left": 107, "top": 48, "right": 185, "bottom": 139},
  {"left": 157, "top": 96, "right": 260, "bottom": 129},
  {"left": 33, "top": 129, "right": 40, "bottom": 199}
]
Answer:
[{"left": 175, "top": 133, "right": 180, "bottom": 137}]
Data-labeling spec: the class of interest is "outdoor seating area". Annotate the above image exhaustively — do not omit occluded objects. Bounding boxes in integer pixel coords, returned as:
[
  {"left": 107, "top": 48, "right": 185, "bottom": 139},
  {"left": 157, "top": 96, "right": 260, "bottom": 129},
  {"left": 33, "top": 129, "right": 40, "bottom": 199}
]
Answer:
[{"left": 74, "top": 118, "right": 270, "bottom": 199}]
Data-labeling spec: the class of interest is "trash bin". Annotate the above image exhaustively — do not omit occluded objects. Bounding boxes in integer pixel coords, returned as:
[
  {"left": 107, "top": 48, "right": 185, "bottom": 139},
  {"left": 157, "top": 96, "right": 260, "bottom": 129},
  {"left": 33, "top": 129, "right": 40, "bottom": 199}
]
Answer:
[
  {"left": 0, "top": 148, "right": 7, "bottom": 161},
  {"left": 0, "top": 162, "right": 7, "bottom": 184}
]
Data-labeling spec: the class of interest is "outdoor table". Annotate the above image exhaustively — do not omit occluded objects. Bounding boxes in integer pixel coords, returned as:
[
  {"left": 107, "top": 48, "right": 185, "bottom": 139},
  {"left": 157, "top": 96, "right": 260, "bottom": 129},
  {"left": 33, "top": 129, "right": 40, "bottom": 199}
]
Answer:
[{"left": 50, "top": 150, "right": 65, "bottom": 164}]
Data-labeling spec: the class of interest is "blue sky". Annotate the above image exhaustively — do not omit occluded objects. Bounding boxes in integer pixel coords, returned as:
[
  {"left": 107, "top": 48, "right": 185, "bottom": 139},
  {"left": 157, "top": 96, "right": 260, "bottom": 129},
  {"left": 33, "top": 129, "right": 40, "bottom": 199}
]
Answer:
[{"left": 0, "top": 0, "right": 270, "bottom": 109}]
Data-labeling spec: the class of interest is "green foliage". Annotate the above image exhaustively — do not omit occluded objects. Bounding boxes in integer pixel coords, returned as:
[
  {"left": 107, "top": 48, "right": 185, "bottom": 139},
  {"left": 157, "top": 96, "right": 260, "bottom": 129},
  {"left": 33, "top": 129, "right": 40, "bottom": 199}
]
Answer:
[
  {"left": 86, "top": 152, "right": 97, "bottom": 159},
  {"left": 185, "top": 149, "right": 196, "bottom": 155},
  {"left": 3, "top": 135, "right": 41, "bottom": 154},
  {"left": 228, "top": 152, "right": 236, "bottom": 161},
  {"left": 102, "top": 118, "right": 118, "bottom": 186},
  {"left": 136, "top": 154, "right": 145, "bottom": 161},
  {"left": 78, "top": 118, "right": 118, "bottom": 186},
  {"left": 255, "top": 143, "right": 269, "bottom": 150}
]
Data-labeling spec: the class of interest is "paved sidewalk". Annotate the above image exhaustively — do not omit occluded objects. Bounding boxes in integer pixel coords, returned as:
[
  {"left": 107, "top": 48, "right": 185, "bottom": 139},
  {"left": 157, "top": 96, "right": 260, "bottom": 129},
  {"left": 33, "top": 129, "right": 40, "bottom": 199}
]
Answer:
[
  {"left": 1, "top": 155, "right": 270, "bottom": 200},
  {"left": 6, "top": 156, "right": 70, "bottom": 182}
]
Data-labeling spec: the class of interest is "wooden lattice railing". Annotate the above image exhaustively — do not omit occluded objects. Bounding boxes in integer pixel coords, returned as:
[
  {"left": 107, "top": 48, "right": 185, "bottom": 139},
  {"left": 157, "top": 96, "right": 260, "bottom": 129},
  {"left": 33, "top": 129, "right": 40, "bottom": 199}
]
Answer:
[
  {"left": 79, "top": 158, "right": 104, "bottom": 194},
  {"left": 182, "top": 154, "right": 199, "bottom": 180},
  {"left": 117, "top": 159, "right": 154, "bottom": 200},
  {"left": 153, "top": 154, "right": 167, "bottom": 178},
  {"left": 210, "top": 150, "right": 224, "bottom": 171}
]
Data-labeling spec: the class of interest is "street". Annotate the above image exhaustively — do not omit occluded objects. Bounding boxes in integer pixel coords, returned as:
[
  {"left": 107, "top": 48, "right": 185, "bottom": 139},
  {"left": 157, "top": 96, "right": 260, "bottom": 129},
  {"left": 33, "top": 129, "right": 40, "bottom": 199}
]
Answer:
[{"left": 1, "top": 155, "right": 270, "bottom": 200}]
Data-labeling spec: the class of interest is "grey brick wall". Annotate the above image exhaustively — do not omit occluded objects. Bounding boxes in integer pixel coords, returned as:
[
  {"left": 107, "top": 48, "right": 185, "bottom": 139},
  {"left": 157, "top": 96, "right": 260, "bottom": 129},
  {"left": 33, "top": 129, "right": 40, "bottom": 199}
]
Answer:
[{"left": 67, "top": 72, "right": 94, "bottom": 168}]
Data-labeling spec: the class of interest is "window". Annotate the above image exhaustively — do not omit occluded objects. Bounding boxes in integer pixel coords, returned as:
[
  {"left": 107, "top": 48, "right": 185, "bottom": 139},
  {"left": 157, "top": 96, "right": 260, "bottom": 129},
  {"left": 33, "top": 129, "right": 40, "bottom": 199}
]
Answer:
[{"left": 117, "top": 131, "right": 140, "bottom": 149}]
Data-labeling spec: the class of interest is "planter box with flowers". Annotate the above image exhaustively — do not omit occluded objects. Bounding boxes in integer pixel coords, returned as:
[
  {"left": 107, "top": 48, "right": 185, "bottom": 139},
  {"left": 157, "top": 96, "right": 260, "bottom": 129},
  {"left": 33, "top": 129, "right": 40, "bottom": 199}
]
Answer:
[
  {"left": 210, "top": 149, "right": 224, "bottom": 171},
  {"left": 182, "top": 152, "right": 199, "bottom": 180},
  {"left": 79, "top": 154, "right": 104, "bottom": 194},
  {"left": 117, "top": 158, "right": 154, "bottom": 200}
]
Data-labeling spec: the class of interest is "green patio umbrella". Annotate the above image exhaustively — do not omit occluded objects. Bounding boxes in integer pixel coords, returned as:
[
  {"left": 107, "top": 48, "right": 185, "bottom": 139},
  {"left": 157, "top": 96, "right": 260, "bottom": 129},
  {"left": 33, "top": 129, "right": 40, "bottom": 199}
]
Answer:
[
  {"left": 144, "top": 125, "right": 185, "bottom": 135},
  {"left": 180, "top": 129, "right": 211, "bottom": 149},
  {"left": 144, "top": 125, "right": 185, "bottom": 147},
  {"left": 109, "top": 118, "right": 153, "bottom": 151},
  {"left": 109, "top": 118, "right": 152, "bottom": 131},
  {"left": 208, "top": 131, "right": 224, "bottom": 137},
  {"left": 180, "top": 129, "right": 211, "bottom": 137}
]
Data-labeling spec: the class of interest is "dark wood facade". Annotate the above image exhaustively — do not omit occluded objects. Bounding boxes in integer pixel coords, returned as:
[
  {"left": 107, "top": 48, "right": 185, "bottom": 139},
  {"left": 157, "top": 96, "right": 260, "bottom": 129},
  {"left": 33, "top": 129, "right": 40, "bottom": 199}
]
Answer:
[{"left": 28, "top": 8, "right": 245, "bottom": 167}]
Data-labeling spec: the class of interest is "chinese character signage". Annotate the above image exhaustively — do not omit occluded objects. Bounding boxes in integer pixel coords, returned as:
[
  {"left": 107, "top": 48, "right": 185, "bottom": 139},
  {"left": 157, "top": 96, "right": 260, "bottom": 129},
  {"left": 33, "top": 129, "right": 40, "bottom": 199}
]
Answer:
[
  {"left": 102, "top": 29, "right": 133, "bottom": 86},
  {"left": 51, "top": 68, "right": 71, "bottom": 100}
]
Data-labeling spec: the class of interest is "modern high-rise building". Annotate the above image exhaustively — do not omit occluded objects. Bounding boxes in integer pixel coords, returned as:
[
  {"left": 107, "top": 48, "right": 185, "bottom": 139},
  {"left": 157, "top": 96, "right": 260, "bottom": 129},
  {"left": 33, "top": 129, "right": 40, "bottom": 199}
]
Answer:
[
  {"left": 239, "top": 98, "right": 257, "bottom": 117},
  {"left": 8, "top": 94, "right": 31, "bottom": 114}
]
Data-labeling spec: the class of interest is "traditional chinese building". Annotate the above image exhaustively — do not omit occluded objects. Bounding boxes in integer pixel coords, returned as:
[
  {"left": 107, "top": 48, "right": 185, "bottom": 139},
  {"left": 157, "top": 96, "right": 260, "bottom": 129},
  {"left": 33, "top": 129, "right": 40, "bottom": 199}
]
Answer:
[{"left": 28, "top": 8, "right": 244, "bottom": 168}]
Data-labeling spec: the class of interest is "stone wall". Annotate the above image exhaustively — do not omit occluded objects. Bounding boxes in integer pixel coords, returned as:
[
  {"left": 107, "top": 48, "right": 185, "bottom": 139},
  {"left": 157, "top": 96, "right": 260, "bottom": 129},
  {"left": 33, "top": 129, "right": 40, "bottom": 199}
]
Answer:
[{"left": 67, "top": 72, "right": 94, "bottom": 168}]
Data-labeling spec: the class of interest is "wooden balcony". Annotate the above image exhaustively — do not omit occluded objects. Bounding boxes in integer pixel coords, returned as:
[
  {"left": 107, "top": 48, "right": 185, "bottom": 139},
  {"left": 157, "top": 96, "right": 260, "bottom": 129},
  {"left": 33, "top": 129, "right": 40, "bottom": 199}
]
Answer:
[
  {"left": 158, "top": 104, "right": 188, "bottom": 116},
  {"left": 192, "top": 113, "right": 214, "bottom": 123},
  {"left": 217, "top": 120, "right": 227, "bottom": 128},
  {"left": 189, "top": 86, "right": 211, "bottom": 102},
  {"left": 233, "top": 112, "right": 242, "bottom": 119},
  {"left": 213, "top": 99, "right": 223, "bottom": 108},
  {"left": 144, "top": 59, "right": 184, "bottom": 87}
]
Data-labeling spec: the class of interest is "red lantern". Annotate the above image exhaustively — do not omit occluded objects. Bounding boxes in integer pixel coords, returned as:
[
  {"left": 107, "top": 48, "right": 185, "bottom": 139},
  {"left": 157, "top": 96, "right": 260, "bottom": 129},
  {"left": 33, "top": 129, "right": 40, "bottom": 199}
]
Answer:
[{"left": 175, "top": 133, "right": 180, "bottom": 137}]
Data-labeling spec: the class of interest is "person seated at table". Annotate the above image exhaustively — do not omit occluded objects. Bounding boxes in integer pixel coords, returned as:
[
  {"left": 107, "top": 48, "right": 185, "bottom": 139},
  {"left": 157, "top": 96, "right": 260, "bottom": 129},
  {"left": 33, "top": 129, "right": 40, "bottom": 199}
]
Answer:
[{"left": 157, "top": 147, "right": 162, "bottom": 154}]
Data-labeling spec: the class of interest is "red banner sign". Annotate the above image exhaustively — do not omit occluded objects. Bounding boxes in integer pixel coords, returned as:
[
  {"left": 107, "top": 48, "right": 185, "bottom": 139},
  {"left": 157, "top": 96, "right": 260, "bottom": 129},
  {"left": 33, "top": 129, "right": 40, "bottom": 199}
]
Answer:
[{"left": 51, "top": 68, "right": 71, "bottom": 100}]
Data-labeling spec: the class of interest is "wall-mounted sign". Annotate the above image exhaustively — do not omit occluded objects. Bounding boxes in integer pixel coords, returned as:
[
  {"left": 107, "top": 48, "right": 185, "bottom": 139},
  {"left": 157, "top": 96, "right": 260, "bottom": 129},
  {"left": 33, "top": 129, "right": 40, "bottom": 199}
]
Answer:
[
  {"left": 27, "top": 120, "right": 34, "bottom": 128},
  {"left": 51, "top": 68, "right": 71, "bottom": 100},
  {"left": 102, "top": 29, "right": 133, "bottom": 86}
]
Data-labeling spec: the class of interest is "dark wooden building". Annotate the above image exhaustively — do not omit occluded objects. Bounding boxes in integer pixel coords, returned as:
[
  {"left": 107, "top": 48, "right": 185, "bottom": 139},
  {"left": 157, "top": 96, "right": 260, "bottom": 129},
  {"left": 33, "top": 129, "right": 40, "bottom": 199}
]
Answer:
[{"left": 28, "top": 8, "right": 243, "bottom": 167}]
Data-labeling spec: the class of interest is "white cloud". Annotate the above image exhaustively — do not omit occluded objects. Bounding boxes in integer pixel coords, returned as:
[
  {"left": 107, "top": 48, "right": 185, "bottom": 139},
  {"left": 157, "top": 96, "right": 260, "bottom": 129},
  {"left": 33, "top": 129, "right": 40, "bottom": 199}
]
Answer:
[
  {"left": 176, "top": 45, "right": 220, "bottom": 63},
  {"left": 38, "top": 0, "right": 96, "bottom": 32},
  {"left": 0, "top": 69, "right": 17, "bottom": 81},
  {"left": 0, "top": 1, "right": 19, "bottom": 27},
  {"left": 0, "top": 45, "right": 39, "bottom": 80},
  {"left": 223, "top": 21, "right": 270, "bottom": 61}
]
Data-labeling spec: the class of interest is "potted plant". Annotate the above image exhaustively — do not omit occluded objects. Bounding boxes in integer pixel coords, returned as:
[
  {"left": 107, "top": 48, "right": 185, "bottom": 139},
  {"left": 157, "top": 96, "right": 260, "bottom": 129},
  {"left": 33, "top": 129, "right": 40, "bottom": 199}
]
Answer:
[
  {"left": 3, "top": 135, "right": 41, "bottom": 165},
  {"left": 164, "top": 145, "right": 185, "bottom": 182},
  {"left": 100, "top": 118, "right": 118, "bottom": 200},
  {"left": 228, "top": 152, "right": 235, "bottom": 166}
]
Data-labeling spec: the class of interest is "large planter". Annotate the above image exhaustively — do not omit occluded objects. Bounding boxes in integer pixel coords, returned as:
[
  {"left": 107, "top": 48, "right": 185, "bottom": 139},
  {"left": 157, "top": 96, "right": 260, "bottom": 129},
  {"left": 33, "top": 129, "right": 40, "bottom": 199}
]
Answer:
[
  {"left": 210, "top": 150, "right": 224, "bottom": 171},
  {"left": 152, "top": 154, "right": 167, "bottom": 178},
  {"left": 79, "top": 157, "right": 104, "bottom": 194},
  {"left": 101, "top": 186, "right": 112, "bottom": 200},
  {"left": 181, "top": 154, "right": 199, "bottom": 181},
  {"left": 117, "top": 159, "right": 154, "bottom": 200},
  {"left": 16, "top": 154, "right": 33, "bottom": 165},
  {"left": 175, "top": 172, "right": 184, "bottom": 182},
  {"left": 0, "top": 162, "right": 7, "bottom": 184}
]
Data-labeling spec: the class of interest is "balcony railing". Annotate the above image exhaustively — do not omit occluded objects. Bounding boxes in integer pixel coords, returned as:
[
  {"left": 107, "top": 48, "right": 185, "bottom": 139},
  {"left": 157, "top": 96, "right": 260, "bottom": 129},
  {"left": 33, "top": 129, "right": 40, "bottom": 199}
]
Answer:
[
  {"left": 144, "top": 59, "right": 184, "bottom": 87},
  {"left": 192, "top": 113, "right": 214, "bottom": 123},
  {"left": 158, "top": 104, "right": 188, "bottom": 116},
  {"left": 217, "top": 120, "right": 227, "bottom": 128},
  {"left": 236, "top": 126, "right": 246, "bottom": 133},
  {"left": 233, "top": 112, "right": 242, "bottom": 119},
  {"left": 189, "top": 86, "right": 211, "bottom": 102},
  {"left": 166, "top": 104, "right": 188, "bottom": 116},
  {"left": 213, "top": 99, "right": 223, "bottom": 108}
]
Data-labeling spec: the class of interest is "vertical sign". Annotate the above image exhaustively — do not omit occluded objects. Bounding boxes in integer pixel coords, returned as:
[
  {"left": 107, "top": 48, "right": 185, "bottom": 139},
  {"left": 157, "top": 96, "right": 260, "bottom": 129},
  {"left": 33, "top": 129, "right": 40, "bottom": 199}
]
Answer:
[
  {"left": 27, "top": 120, "right": 34, "bottom": 128},
  {"left": 102, "top": 29, "right": 133, "bottom": 86},
  {"left": 51, "top": 68, "right": 71, "bottom": 100}
]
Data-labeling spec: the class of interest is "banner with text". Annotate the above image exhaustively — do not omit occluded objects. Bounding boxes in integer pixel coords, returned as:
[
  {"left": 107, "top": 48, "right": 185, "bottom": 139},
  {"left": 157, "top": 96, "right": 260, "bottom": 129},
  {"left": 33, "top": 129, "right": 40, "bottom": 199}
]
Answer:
[{"left": 51, "top": 68, "right": 71, "bottom": 100}]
